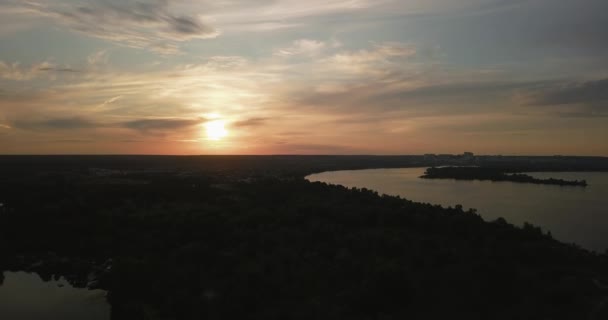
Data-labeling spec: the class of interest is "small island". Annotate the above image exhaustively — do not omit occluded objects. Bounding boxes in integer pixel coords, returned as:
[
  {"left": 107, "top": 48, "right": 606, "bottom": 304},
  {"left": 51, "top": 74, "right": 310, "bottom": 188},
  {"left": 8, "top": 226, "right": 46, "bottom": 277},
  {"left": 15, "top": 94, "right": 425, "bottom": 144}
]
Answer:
[{"left": 421, "top": 166, "right": 588, "bottom": 187}]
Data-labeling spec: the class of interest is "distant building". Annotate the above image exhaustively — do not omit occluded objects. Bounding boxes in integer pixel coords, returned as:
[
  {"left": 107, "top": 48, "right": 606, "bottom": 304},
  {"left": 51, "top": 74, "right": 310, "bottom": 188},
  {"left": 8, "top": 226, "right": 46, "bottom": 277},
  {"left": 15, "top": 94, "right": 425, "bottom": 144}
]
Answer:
[{"left": 457, "top": 152, "right": 476, "bottom": 164}]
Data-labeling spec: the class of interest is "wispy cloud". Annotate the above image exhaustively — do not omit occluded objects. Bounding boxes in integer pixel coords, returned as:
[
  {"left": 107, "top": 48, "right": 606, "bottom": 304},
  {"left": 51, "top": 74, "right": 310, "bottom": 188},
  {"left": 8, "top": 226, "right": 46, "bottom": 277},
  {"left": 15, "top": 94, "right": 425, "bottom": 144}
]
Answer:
[
  {"left": 519, "top": 78, "right": 608, "bottom": 107},
  {"left": 122, "top": 118, "right": 206, "bottom": 132},
  {"left": 97, "top": 95, "right": 122, "bottom": 109},
  {"left": 13, "top": 117, "right": 98, "bottom": 130},
  {"left": 209, "top": 0, "right": 382, "bottom": 30},
  {"left": 331, "top": 42, "right": 416, "bottom": 62},
  {"left": 0, "top": 61, "right": 78, "bottom": 81},
  {"left": 274, "top": 39, "right": 327, "bottom": 57},
  {"left": 8, "top": 0, "right": 218, "bottom": 54},
  {"left": 87, "top": 50, "right": 109, "bottom": 67},
  {"left": 232, "top": 117, "right": 269, "bottom": 128},
  {"left": 11, "top": 115, "right": 207, "bottom": 134},
  {"left": 2, "top": 34, "right": 607, "bottom": 155}
]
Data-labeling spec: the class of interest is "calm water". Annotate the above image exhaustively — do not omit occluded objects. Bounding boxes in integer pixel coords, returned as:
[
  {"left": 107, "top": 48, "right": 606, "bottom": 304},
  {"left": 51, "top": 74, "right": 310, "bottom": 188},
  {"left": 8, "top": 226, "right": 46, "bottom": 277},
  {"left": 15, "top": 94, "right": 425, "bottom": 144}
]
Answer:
[
  {"left": 0, "top": 272, "right": 110, "bottom": 320},
  {"left": 307, "top": 168, "right": 608, "bottom": 252}
]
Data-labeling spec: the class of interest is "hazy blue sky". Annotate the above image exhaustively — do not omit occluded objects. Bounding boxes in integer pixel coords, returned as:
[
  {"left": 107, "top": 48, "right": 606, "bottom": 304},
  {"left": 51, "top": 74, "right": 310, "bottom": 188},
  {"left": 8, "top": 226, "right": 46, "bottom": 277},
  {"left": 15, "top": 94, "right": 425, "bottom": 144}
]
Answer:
[{"left": 1, "top": 0, "right": 607, "bottom": 155}]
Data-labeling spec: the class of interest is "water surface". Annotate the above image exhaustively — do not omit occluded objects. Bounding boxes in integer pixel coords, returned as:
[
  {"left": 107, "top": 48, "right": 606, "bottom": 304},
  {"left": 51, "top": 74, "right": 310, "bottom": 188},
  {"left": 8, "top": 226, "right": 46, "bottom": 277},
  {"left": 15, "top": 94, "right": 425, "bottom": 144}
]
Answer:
[
  {"left": 307, "top": 168, "right": 608, "bottom": 252},
  {"left": 0, "top": 272, "right": 110, "bottom": 320}
]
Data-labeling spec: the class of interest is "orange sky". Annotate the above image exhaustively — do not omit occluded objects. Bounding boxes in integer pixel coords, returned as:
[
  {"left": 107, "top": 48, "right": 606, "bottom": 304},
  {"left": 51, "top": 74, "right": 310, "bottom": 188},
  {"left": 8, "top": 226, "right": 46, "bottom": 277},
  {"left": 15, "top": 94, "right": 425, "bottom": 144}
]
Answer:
[{"left": 1, "top": 0, "right": 607, "bottom": 155}]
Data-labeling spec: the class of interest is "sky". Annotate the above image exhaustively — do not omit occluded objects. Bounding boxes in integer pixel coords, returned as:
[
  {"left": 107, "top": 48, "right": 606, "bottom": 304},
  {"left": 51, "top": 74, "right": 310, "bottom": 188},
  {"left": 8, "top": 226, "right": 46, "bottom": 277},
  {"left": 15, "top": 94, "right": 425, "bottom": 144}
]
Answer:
[{"left": 0, "top": 0, "right": 607, "bottom": 155}]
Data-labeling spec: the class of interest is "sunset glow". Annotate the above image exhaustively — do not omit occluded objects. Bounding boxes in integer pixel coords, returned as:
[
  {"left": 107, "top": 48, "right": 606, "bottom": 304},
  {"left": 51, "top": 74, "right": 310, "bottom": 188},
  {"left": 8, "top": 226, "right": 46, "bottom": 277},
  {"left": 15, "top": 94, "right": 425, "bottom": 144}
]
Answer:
[
  {"left": 205, "top": 120, "right": 228, "bottom": 141},
  {"left": 0, "top": 1, "right": 606, "bottom": 155}
]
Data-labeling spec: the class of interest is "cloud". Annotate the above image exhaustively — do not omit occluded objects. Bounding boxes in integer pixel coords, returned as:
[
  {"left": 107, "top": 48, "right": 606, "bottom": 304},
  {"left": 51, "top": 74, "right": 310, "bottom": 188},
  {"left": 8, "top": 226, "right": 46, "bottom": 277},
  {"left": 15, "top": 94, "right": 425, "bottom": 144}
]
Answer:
[
  {"left": 2, "top": 37, "right": 605, "bottom": 155},
  {"left": 98, "top": 95, "right": 122, "bottom": 109},
  {"left": 48, "top": 139, "right": 97, "bottom": 143},
  {"left": 274, "top": 39, "right": 327, "bottom": 57},
  {"left": 122, "top": 118, "right": 206, "bottom": 132},
  {"left": 510, "top": 78, "right": 608, "bottom": 118},
  {"left": 208, "top": 0, "right": 380, "bottom": 29},
  {"left": 202, "top": 56, "right": 248, "bottom": 70},
  {"left": 520, "top": 78, "right": 608, "bottom": 107},
  {"left": 370, "top": 80, "right": 539, "bottom": 106},
  {"left": 288, "top": 73, "right": 562, "bottom": 117},
  {"left": 11, "top": 114, "right": 207, "bottom": 133},
  {"left": 0, "top": 61, "right": 78, "bottom": 81},
  {"left": 323, "top": 43, "right": 417, "bottom": 76},
  {"left": 12, "top": 0, "right": 218, "bottom": 54},
  {"left": 331, "top": 43, "right": 417, "bottom": 64},
  {"left": 87, "top": 50, "right": 109, "bottom": 67},
  {"left": 13, "top": 117, "right": 98, "bottom": 130},
  {"left": 232, "top": 117, "right": 268, "bottom": 128}
]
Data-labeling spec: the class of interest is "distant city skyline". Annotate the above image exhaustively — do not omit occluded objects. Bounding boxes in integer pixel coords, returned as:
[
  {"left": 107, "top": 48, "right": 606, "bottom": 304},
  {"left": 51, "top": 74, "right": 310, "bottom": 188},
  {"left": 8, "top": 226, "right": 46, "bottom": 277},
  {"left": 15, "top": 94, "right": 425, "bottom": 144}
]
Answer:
[{"left": 1, "top": 0, "right": 607, "bottom": 155}]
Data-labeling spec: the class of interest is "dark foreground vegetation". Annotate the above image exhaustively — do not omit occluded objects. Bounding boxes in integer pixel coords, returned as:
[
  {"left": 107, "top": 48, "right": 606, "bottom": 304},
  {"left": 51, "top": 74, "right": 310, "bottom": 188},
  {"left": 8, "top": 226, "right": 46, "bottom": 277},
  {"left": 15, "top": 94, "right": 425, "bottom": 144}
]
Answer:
[
  {"left": 421, "top": 166, "right": 588, "bottom": 187},
  {"left": 1, "top": 155, "right": 608, "bottom": 319}
]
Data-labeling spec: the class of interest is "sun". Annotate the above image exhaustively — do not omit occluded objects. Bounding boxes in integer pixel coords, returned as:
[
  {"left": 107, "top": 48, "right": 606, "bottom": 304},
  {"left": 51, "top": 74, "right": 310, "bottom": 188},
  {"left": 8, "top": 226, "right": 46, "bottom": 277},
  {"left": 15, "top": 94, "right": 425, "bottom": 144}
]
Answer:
[{"left": 205, "top": 119, "right": 228, "bottom": 140}]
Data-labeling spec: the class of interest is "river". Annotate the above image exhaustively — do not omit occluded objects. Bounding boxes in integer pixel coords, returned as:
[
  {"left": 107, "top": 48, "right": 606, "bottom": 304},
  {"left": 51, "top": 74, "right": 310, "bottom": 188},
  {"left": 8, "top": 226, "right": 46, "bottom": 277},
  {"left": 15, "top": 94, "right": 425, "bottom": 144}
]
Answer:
[
  {"left": 307, "top": 168, "right": 608, "bottom": 252},
  {"left": 0, "top": 272, "right": 110, "bottom": 320}
]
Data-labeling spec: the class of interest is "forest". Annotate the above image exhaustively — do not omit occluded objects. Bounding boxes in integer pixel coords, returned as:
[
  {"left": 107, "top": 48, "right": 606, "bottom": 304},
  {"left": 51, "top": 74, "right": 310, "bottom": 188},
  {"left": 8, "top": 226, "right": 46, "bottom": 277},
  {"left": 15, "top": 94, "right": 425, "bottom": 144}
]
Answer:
[
  {"left": 1, "top": 156, "right": 608, "bottom": 319},
  {"left": 421, "top": 166, "right": 588, "bottom": 186}
]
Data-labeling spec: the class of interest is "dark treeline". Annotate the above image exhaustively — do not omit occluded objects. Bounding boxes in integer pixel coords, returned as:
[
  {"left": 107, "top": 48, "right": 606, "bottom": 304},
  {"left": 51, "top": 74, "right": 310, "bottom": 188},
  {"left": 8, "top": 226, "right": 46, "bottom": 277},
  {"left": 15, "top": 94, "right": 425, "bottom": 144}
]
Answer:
[
  {"left": 1, "top": 156, "right": 608, "bottom": 319},
  {"left": 1, "top": 154, "right": 608, "bottom": 179},
  {"left": 421, "top": 166, "right": 588, "bottom": 187}
]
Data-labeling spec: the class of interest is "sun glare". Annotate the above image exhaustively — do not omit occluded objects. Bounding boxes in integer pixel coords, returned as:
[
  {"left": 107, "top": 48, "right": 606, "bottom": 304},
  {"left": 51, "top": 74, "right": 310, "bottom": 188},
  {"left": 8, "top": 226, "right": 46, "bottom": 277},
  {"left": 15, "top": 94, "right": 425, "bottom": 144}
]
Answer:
[{"left": 205, "top": 120, "right": 228, "bottom": 141}]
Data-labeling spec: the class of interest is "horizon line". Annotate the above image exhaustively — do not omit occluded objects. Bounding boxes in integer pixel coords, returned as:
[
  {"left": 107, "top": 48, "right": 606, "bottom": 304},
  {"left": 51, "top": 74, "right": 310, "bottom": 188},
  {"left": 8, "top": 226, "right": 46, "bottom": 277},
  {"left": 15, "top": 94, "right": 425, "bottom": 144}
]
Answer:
[{"left": 0, "top": 154, "right": 606, "bottom": 158}]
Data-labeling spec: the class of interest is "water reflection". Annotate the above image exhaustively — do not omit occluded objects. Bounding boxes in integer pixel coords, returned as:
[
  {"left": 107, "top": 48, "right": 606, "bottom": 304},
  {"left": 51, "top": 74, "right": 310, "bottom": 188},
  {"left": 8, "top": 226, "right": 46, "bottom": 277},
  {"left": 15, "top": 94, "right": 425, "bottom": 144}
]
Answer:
[
  {"left": 0, "top": 272, "right": 110, "bottom": 320},
  {"left": 307, "top": 168, "right": 608, "bottom": 252}
]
